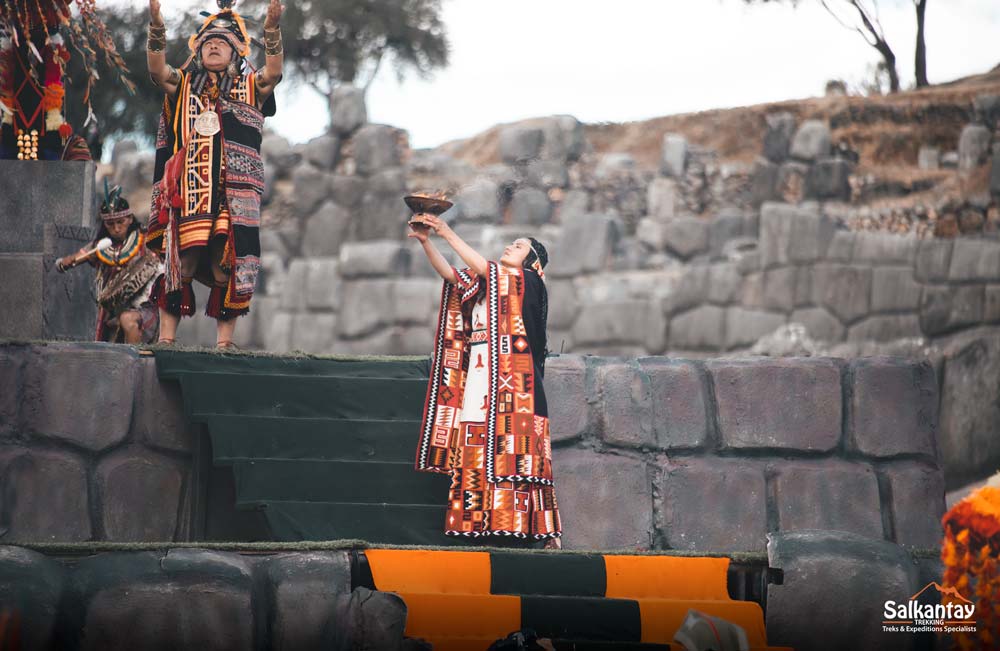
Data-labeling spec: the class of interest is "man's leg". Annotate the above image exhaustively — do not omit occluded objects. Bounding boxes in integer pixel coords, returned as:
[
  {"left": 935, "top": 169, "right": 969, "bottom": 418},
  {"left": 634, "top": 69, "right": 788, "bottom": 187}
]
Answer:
[
  {"left": 209, "top": 238, "right": 238, "bottom": 347},
  {"left": 119, "top": 310, "right": 143, "bottom": 344},
  {"left": 158, "top": 250, "right": 199, "bottom": 343}
]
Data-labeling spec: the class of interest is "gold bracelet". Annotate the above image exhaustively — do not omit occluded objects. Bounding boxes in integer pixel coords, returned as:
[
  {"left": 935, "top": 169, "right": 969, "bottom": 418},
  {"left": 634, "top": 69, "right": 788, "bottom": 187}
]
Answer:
[
  {"left": 264, "top": 31, "right": 282, "bottom": 56},
  {"left": 147, "top": 37, "right": 167, "bottom": 52},
  {"left": 148, "top": 23, "right": 166, "bottom": 36}
]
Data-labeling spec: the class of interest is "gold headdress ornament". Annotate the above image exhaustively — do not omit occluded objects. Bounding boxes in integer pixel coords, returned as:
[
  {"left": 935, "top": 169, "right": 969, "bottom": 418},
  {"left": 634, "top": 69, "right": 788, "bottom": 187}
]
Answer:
[{"left": 188, "top": 0, "right": 251, "bottom": 58}]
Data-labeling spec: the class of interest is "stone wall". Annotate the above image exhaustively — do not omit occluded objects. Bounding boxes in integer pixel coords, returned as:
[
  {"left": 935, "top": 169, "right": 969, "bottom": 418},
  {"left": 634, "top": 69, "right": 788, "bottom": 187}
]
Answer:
[
  {"left": 0, "top": 545, "right": 412, "bottom": 651},
  {"left": 0, "top": 161, "right": 98, "bottom": 341},
  {"left": 0, "top": 343, "right": 944, "bottom": 556},
  {"left": 0, "top": 343, "right": 195, "bottom": 542}
]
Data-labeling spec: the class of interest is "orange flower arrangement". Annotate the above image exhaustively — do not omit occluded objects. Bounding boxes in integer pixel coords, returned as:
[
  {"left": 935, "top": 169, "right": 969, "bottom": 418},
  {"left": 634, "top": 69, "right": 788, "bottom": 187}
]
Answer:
[
  {"left": 41, "top": 83, "right": 65, "bottom": 112},
  {"left": 942, "top": 485, "right": 1000, "bottom": 651}
]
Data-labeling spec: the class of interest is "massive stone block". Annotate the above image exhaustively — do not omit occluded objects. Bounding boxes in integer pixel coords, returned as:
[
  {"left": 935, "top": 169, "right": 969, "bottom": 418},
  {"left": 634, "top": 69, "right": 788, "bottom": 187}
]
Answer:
[
  {"left": 709, "top": 358, "right": 842, "bottom": 452},
  {"left": 660, "top": 133, "right": 688, "bottom": 177},
  {"left": 646, "top": 177, "right": 679, "bottom": 220},
  {"left": 660, "top": 459, "right": 767, "bottom": 552},
  {"left": 266, "top": 552, "right": 352, "bottom": 651},
  {"left": 958, "top": 123, "right": 991, "bottom": 171},
  {"left": 337, "top": 280, "right": 395, "bottom": 338},
  {"left": 358, "top": 167, "right": 410, "bottom": 240},
  {"left": 290, "top": 313, "right": 339, "bottom": 354},
  {"left": 23, "top": 346, "right": 136, "bottom": 451},
  {"left": 547, "top": 213, "right": 618, "bottom": 278},
  {"left": 0, "top": 546, "right": 66, "bottom": 650},
  {"left": 302, "top": 134, "right": 341, "bottom": 171},
  {"left": 500, "top": 125, "right": 544, "bottom": 165},
  {"left": 852, "top": 233, "right": 917, "bottom": 265},
  {"left": 353, "top": 124, "right": 403, "bottom": 176},
  {"left": 0, "top": 446, "right": 91, "bottom": 541},
  {"left": 339, "top": 240, "right": 409, "bottom": 279},
  {"left": 332, "top": 587, "right": 409, "bottom": 651},
  {"left": 707, "top": 263, "right": 742, "bottom": 304},
  {"left": 789, "top": 120, "right": 831, "bottom": 162},
  {"left": 806, "top": 158, "right": 851, "bottom": 201},
  {"left": 824, "top": 230, "right": 855, "bottom": 262},
  {"left": 508, "top": 187, "right": 552, "bottom": 226},
  {"left": 132, "top": 358, "right": 195, "bottom": 454},
  {"left": 545, "top": 280, "right": 579, "bottom": 331},
  {"left": 669, "top": 305, "right": 726, "bottom": 351},
  {"left": 454, "top": 178, "right": 500, "bottom": 222},
  {"left": 986, "top": 285, "right": 1000, "bottom": 323},
  {"left": 847, "top": 315, "right": 922, "bottom": 342},
  {"left": 0, "top": 255, "right": 44, "bottom": 339},
  {"left": 302, "top": 258, "right": 343, "bottom": 311},
  {"left": 0, "top": 160, "right": 96, "bottom": 254},
  {"left": 937, "top": 331, "right": 1000, "bottom": 487},
  {"left": 545, "top": 355, "right": 589, "bottom": 443},
  {"left": 329, "top": 85, "right": 367, "bottom": 136},
  {"left": 813, "top": 263, "right": 872, "bottom": 323},
  {"left": 96, "top": 450, "right": 186, "bottom": 542},
  {"left": 555, "top": 448, "right": 654, "bottom": 550},
  {"left": 883, "top": 462, "right": 945, "bottom": 548},
  {"left": 766, "top": 531, "right": 919, "bottom": 651},
  {"left": 774, "top": 462, "right": 883, "bottom": 538},
  {"left": 914, "top": 238, "right": 953, "bottom": 282},
  {"left": 572, "top": 301, "right": 666, "bottom": 354},
  {"left": 638, "top": 359, "right": 709, "bottom": 450},
  {"left": 919, "top": 285, "right": 985, "bottom": 336},
  {"left": 871, "top": 267, "right": 922, "bottom": 313},
  {"left": 761, "top": 267, "right": 797, "bottom": 312},
  {"left": 301, "top": 201, "right": 352, "bottom": 258},
  {"left": 724, "top": 307, "right": 786, "bottom": 349},
  {"left": 292, "top": 164, "right": 330, "bottom": 217},
  {"left": 76, "top": 550, "right": 254, "bottom": 651},
  {"left": 848, "top": 358, "right": 937, "bottom": 459},
  {"left": 763, "top": 112, "right": 796, "bottom": 163},
  {"left": 662, "top": 217, "right": 709, "bottom": 260},
  {"left": 593, "top": 360, "right": 654, "bottom": 448},
  {"left": 759, "top": 202, "right": 829, "bottom": 268},
  {"left": 0, "top": 348, "right": 22, "bottom": 434},
  {"left": 750, "top": 157, "right": 779, "bottom": 206},
  {"left": 949, "top": 239, "right": 1000, "bottom": 282}
]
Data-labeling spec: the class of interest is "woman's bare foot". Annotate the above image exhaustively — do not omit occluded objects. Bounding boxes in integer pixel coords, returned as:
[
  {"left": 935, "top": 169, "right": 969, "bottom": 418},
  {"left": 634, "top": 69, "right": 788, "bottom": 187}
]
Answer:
[{"left": 543, "top": 537, "right": 562, "bottom": 550}]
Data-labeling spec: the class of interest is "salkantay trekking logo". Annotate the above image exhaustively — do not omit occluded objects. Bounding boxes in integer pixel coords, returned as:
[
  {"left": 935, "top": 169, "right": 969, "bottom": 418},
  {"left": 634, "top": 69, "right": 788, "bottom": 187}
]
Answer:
[{"left": 882, "top": 582, "right": 977, "bottom": 634}]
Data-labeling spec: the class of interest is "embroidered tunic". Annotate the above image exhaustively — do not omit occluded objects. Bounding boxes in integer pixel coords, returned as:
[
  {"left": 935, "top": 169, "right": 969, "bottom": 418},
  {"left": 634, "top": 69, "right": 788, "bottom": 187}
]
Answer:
[
  {"left": 147, "top": 70, "right": 274, "bottom": 314},
  {"left": 92, "top": 230, "right": 162, "bottom": 343},
  {"left": 416, "top": 262, "right": 561, "bottom": 540}
]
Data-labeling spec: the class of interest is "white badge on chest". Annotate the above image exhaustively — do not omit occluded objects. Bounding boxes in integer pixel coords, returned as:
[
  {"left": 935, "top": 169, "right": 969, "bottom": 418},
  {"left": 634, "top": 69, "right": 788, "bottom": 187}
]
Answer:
[{"left": 194, "top": 110, "right": 221, "bottom": 137}]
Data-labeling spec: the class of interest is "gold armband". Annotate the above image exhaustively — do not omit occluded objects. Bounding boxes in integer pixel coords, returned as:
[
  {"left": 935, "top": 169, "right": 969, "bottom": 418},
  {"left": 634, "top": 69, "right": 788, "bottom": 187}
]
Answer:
[
  {"left": 263, "top": 27, "right": 282, "bottom": 56},
  {"left": 147, "top": 23, "right": 167, "bottom": 52}
]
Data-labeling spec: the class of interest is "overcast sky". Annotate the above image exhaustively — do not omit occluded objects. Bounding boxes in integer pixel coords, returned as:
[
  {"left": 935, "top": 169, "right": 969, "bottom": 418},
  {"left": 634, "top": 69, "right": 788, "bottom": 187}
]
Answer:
[{"left": 163, "top": 0, "right": 999, "bottom": 149}]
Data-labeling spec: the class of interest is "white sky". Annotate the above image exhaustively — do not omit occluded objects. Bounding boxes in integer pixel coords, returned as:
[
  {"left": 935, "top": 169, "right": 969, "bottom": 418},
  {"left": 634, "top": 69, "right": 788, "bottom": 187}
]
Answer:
[{"left": 159, "top": 0, "right": 999, "bottom": 149}]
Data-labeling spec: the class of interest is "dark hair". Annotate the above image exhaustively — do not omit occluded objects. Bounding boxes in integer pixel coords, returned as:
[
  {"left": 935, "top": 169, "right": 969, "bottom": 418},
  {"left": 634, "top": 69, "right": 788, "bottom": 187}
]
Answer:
[
  {"left": 522, "top": 237, "right": 549, "bottom": 359},
  {"left": 94, "top": 189, "right": 140, "bottom": 243},
  {"left": 522, "top": 237, "right": 548, "bottom": 270}
]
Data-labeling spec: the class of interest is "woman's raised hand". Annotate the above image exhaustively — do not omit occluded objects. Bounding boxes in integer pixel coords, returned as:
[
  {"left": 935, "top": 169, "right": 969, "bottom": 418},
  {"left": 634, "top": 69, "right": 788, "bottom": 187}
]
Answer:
[
  {"left": 407, "top": 216, "right": 430, "bottom": 243},
  {"left": 149, "top": 0, "right": 164, "bottom": 26}
]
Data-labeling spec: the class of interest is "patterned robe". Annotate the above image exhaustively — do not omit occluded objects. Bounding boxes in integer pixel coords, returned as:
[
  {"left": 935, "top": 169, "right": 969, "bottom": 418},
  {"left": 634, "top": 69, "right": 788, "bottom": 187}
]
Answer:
[
  {"left": 416, "top": 262, "right": 561, "bottom": 539},
  {"left": 147, "top": 70, "right": 274, "bottom": 314}
]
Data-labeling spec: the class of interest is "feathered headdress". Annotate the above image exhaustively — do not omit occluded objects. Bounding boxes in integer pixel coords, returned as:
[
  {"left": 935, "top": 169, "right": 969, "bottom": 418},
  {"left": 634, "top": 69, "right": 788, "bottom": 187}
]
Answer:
[{"left": 189, "top": 0, "right": 251, "bottom": 59}]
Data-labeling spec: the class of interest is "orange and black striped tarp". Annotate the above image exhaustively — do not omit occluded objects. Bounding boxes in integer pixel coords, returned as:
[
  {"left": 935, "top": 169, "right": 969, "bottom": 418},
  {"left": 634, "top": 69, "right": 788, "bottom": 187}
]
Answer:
[{"left": 365, "top": 550, "right": 792, "bottom": 651}]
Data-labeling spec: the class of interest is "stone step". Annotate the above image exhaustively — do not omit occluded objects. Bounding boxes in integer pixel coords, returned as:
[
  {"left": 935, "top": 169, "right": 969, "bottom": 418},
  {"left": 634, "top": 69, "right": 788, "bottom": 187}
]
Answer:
[
  {"left": 203, "top": 414, "right": 420, "bottom": 463},
  {"left": 260, "top": 501, "right": 458, "bottom": 545},
  {"left": 233, "top": 459, "right": 449, "bottom": 505},
  {"left": 177, "top": 371, "right": 427, "bottom": 420},
  {"left": 154, "top": 349, "right": 430, "bottom": 380}
]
